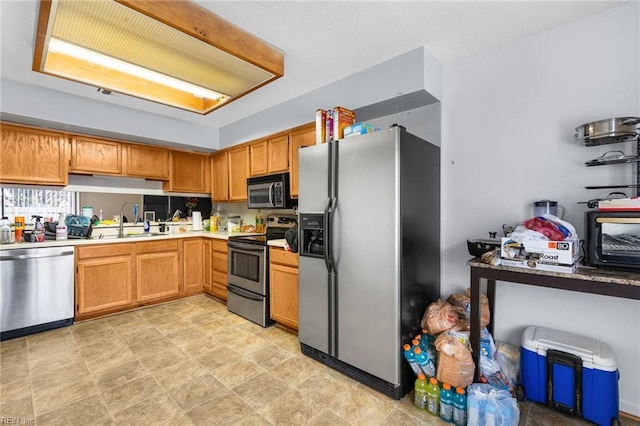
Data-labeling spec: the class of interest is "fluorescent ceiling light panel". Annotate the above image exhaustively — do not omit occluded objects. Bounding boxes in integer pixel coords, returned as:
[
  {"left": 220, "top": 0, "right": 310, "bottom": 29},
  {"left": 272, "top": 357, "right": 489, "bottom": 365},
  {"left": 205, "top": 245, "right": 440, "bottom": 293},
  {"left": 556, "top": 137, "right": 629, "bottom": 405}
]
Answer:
[
  {"left": 33, "top": 0, "right": 284, "bottom": 114},
  {"left": 48, "top": 38, "right": 228, "bottom": 100}
]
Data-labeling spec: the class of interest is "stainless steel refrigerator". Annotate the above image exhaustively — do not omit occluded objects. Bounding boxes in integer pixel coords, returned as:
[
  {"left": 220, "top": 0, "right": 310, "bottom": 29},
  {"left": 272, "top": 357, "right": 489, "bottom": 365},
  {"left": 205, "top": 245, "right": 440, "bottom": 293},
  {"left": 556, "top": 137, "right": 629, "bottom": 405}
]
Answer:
[{"left": 298, "top": 125, "right": 440, "bottom": 399}]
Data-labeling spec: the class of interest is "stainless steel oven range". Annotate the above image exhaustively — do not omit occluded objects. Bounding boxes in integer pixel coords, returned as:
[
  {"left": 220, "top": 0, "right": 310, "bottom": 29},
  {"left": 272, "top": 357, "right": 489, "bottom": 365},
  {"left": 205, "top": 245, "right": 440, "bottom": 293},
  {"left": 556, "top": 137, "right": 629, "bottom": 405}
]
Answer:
[{"left": 227, "top": 214, "right": 297, "bottom": 327}]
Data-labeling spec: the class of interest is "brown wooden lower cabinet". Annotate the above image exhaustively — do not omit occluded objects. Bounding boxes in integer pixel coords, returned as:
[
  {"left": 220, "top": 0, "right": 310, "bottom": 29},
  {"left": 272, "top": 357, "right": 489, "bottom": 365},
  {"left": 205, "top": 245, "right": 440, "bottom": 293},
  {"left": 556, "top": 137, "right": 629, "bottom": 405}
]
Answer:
[
  {"left": 75, "top": 244, "right": 135, "bottom": 320},
  {"left": 208, "top": 239, "right": 228, "bottom": 301},
  {"left": 269, "top": 247, "right": 299, "bottom": 331},
  {"left": 136, "top": 251, "right": 180, "bottom": 303},
  {"left": 203, "top": 239, "right": 212, "bottom": 293},
  {"left": 75, "top": 238, "right": 195, "bottom": 321},
  {"left": 182, "top": 238, "right": 204, "bottom": 296}
]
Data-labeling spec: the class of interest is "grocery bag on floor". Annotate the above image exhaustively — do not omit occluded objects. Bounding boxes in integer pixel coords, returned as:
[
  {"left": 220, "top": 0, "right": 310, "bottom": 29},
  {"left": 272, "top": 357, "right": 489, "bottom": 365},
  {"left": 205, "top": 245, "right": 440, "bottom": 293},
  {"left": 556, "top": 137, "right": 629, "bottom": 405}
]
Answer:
[{"left": 467, "top": 383, "right": 519, "bottom": 426}]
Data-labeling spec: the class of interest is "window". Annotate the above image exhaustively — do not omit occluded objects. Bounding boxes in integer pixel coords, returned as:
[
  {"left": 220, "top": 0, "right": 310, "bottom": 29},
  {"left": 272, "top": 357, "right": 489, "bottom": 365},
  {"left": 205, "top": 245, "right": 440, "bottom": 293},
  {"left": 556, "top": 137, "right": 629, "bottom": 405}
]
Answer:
[{"left": 1, "top": 187, "right": 77, "bottom": 224}]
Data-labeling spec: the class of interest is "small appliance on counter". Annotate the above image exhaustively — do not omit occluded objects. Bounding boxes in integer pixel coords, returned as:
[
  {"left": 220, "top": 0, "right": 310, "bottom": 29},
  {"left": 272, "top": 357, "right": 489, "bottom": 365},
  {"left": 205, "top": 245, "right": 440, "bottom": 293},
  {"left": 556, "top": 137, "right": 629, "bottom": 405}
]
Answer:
[
  {"left": 585, "top": 210, "right": 640, "bottom": 271},
  {"left": 64, "top": 215, "right": 93, "bottom": 239},
  {"left": 467, "top": 234, "right": 501, "bottom": 257},
  {"left": 532, "top": 200, "right": 565, "bottom": 219}
]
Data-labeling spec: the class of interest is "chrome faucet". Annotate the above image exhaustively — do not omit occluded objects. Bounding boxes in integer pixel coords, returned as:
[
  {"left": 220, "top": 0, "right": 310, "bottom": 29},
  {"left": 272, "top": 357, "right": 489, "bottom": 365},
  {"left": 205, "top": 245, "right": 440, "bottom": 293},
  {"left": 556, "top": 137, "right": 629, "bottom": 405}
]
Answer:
[{"left": 118, "top": 202, "right": 138, "bottom": 238}]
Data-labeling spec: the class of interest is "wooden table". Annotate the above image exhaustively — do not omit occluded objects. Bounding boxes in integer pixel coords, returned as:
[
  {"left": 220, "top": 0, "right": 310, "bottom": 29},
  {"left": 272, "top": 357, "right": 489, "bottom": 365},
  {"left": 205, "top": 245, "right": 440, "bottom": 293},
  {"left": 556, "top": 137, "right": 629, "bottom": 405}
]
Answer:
[{"left": 468, "top": 259, "right": 640, "bottom": 381}]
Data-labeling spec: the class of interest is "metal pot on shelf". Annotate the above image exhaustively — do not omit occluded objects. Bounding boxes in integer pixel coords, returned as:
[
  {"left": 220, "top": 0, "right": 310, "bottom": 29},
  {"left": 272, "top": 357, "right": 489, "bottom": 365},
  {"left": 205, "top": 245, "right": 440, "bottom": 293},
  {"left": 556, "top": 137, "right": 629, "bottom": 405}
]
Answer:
[{"left": 574, "top": 117, "right": 639, "bottom": 146}]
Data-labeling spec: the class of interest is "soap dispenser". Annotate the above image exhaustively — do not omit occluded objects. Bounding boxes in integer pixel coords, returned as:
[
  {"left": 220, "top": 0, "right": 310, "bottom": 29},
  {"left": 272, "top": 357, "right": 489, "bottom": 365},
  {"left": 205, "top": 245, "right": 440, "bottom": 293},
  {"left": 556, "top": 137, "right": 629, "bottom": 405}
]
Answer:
[{"left": 56, "top": 213, "right": 67, "bottom": 240}]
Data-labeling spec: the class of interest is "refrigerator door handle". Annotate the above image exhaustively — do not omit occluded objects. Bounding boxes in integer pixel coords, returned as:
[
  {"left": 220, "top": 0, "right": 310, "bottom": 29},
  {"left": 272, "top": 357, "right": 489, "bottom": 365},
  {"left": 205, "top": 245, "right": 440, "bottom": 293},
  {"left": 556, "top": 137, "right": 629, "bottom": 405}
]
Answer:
[{"left": 323, "top": 197, "right": 333, "bottom": 273}]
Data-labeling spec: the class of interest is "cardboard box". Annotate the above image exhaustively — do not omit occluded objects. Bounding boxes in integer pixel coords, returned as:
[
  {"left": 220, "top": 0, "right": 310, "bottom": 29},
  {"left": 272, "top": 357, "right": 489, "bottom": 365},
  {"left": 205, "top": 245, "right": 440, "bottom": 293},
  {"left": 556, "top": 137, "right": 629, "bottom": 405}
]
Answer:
[
  {"left": 500, "top": 258, "right": 577, "bottom": 273},
  {"left": 315, "top": 109, "right": 326, "bottom": 144},
  {"left": 332, "top": 106, "right": 355, "bottom": 140},
  {"left": 501, "top": 237, "right": 578, "bottom": 265},
  {"left": 344, "top": 122, "right": 381, "bottom": 138}
]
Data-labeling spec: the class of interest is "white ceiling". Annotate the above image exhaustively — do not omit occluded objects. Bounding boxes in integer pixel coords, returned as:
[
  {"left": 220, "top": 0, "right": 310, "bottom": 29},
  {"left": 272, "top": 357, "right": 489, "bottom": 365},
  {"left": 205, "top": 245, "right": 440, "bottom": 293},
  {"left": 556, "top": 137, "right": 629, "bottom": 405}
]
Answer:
[{"left": 0, "top": 1, "right": 627, "bottom": 130}]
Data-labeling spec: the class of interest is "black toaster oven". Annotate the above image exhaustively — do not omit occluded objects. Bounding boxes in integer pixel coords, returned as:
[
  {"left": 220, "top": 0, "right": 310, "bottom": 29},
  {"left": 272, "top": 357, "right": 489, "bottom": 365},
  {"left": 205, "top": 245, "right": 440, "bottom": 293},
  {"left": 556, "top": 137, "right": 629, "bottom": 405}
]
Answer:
[{"left": 585, "top": 210, "right": 640, "bottom": 271}]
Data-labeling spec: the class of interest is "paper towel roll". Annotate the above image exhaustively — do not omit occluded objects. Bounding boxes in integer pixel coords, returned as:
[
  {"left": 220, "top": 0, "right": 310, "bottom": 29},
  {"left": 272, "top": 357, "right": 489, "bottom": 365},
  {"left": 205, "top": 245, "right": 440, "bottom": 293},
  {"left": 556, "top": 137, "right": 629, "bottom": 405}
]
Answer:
[{"left": 191, "top": 211, "right": 202, "bottom": 231}]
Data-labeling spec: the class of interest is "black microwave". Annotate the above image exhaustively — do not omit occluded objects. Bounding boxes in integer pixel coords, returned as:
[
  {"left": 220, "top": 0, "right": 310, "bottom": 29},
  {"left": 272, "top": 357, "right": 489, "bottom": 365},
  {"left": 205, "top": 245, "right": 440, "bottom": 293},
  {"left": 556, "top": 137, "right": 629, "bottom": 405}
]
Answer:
[
  {"left": 247, "top": 173, "right": 297, "bottom": 209},
  {"left": 585, "top": 210, "right": 640, "bottom": 271}
]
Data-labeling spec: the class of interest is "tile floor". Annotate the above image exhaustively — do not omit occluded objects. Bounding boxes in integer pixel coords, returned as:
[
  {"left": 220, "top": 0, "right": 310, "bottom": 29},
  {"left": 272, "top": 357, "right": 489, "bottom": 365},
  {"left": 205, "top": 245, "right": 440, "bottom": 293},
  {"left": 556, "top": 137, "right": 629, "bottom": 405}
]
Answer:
[{"left": 1, "top": 295, "right": 638, "bottom": 425}]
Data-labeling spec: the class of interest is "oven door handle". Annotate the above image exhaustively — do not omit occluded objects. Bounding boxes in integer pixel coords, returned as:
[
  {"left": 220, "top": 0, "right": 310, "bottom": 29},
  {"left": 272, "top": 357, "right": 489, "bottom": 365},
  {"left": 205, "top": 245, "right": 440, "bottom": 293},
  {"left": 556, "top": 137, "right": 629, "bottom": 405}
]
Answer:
[
  {"left": 227, "top": 285, "right": 264, "bottom": 301},
  {"left": 227, "top": 241, "right": 265, "bottom": 252}
]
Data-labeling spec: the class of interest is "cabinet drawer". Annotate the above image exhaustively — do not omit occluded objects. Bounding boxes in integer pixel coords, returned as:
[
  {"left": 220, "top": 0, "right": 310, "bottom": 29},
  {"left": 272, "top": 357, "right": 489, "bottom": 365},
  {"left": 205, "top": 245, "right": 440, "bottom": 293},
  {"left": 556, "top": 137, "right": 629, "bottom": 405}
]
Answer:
[
  {"left": 212, "top": 270, "right": 227, "bottom": 286},
  {"left": 269, "top": 247, "right": 298, "bottom": 267},
  {"left": 136, "top": 239, "right": 180, "bottom": 254},
  {"left": 211, "top": 239, "right": 228, "bottom": 253},
  {"left": 212, "top": 251, "right": 227, "bottom": 273},
  {"left": 77, "top": 243, "right": 133, "bottom": 260}
]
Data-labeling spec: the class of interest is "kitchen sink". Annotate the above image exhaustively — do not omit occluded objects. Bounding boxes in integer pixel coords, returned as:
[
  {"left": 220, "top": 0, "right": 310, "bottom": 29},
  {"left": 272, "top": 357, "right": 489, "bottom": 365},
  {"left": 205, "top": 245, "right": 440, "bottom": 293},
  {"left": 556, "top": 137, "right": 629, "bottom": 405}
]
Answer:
[
  {"left": 122, "top": 233, "right": 165, "bottom": 238},
  {"left": 92, "top": 233, "right": 167, "bottom": 240}
]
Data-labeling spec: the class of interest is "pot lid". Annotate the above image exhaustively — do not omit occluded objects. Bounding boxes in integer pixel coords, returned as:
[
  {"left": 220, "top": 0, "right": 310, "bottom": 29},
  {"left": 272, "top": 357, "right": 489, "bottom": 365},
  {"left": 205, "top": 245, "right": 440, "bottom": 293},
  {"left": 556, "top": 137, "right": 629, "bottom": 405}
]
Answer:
[{"left": 585, "top": 150, "right": 640, "bottom": 166}]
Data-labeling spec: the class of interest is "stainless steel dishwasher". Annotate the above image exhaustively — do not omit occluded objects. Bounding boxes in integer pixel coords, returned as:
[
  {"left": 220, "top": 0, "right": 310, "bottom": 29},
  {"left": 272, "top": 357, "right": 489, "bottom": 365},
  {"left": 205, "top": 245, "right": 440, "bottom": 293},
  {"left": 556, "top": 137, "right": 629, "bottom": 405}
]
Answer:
[{"left": 1, "top": 246, "right": 75, "bottom": 340}]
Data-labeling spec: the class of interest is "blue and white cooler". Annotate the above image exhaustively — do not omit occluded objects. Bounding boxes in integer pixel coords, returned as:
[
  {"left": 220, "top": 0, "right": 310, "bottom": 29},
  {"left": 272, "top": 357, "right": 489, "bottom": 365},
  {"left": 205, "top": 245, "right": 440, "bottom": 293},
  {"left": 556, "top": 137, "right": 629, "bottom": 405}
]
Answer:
[{"left": 521, "top": 326, "right": 619, "bottom": 426}]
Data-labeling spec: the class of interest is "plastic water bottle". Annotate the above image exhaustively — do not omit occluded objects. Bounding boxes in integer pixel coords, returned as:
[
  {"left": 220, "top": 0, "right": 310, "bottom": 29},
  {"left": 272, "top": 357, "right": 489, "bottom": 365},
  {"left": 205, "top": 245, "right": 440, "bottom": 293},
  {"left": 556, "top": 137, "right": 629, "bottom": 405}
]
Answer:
[
  {"left": 440, "top": 382, "right": 454, "bottom": 423},
  {"left": 426, "top": 377, "right": 440, "bottom": 416},
  {"left": 452, "top": 387, "right": 467, "bottom": 426},
  {"left": 467, "top": 389, "right": 481, "bottom": 426},
  {"left": 411, "top": 338, "right": 421, "bottom": 350},
  {"left": 485, "top": 391, "right": 497, "bottom": 426},
  {"left": 414, "top": 373, "right": 428, "bottom": 410},
  {"left": 403, "top": 344, "right": 423, "bottom": 377},
  {"left": 413, "top": 347, "right": 436, "bottom": 378},
  {"left": 422, "top": 330, "right": 436, "bottom": 356}
]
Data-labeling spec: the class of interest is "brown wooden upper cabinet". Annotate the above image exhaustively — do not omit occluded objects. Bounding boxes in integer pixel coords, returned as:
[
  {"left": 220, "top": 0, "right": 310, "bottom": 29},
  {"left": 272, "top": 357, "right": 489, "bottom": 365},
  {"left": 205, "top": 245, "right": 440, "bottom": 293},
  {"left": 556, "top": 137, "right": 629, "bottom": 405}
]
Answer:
[
  {"left": 70, "top": 135, "right": 122, "bottom": 175},
  {"left": 249, "top": 140, "right": 268, "bottom": 176},
  {"left": 0, "top": 122, "right": 68, "bottom": 185},
  {"left": 211, "top": 151, "right": 229, "bottom": 202},
  {"left": 123, "top": 144, "right": 169, "bottom": 180},
  {"left": 227, "top": 145, "right": 250, "bottom": 201},
  {"left": 250, "top": 134, "right": 289, "bottom": 177},
  {"left": 163, "top": 150, "right": 211, "bottom": 193},
  {"left": 288, "top": 123, "right": 316, "bottom": 198},
  {"left": 268, "top": 135, "right": 289, "bottom": 173},
  {"left": 70, "top": 135, "right": 170, "bottom": 181}
]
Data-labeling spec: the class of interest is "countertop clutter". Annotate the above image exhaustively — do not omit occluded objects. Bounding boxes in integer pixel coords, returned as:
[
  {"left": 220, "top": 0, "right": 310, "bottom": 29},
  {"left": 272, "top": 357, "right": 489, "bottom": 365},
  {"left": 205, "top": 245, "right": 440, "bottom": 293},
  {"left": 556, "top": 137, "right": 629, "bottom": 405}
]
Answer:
[
  {"left": 1, "top": 229, "right": 288, "bottom": 250},
  {"left": 0, "top": 229, "right": 265, "bottom": 250}
]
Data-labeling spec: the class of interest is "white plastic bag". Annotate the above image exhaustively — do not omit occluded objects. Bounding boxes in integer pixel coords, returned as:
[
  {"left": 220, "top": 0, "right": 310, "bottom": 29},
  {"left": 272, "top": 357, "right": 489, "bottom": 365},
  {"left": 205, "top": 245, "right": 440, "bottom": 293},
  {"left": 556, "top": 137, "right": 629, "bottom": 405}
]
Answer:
[{"left": 467, "top": 383, "right": 519, "bottom": 426}]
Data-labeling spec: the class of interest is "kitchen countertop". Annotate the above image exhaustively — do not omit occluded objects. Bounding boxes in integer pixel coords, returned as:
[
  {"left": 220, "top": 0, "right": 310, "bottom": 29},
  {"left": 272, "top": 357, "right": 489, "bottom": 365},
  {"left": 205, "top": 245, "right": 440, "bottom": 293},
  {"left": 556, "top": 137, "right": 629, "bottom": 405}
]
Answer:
[
  {"left": 267, "top": 239, "right": 287, "bottom": 249},
  {"left": 0, "top": 231, "right": 260, "bottom": 250},
  {"left": 468, "top": 258, "right": 640, "bottom": 288}
]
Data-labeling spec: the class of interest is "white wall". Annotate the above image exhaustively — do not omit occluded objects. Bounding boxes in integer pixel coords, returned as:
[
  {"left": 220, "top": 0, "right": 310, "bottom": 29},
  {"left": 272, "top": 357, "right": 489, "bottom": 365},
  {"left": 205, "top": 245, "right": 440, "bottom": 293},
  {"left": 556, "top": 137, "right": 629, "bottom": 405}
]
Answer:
[
  {"left": 442, "top": 3, "right": 639, "bottom": 415},
  {"left": 220, "top": 47, "right": 442, "bottom": 147},
  {"left": 0, "top": 79, "right": 219, "bottom": 151}
]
